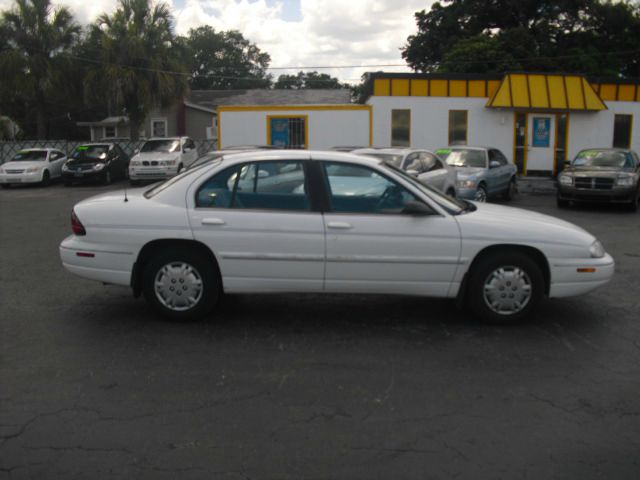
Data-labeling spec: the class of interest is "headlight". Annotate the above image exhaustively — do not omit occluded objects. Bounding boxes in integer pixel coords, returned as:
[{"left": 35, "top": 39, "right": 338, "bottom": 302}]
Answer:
[
  {"left": 457, "top": 179, "right": 477, "bottom": 189},
  {"left": 160, "top": 160, "right": 177, "bottom": 166},
  {"left": 130, "top": 160, "right": 140, "bottom": 167},
  {"left": 25, "top": 167, "right": 40, "bottom": 173},
  {"left": 559, "top": 174, "right": 573, "bottom": 186},
  {"left": 93, "top": 163, "right": 105, "bottom": 171},
  {"left": 589, "top": 240, "right": 605, "bottom": 258},
  {"left": 616, "top": 174, "right": 636, "bottom": 187}
]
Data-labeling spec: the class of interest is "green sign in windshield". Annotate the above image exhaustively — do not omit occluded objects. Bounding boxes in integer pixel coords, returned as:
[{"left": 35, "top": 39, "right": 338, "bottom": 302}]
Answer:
[
  {"left": 77, "top": 146, "right": 89, "bottom": 151},
  {"left": 436, "top": 149, "right": 452, "bottom": 156}
]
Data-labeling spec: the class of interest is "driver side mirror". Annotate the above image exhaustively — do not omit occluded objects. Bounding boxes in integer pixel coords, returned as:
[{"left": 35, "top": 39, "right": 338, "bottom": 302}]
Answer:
[
  {"left": 406, "top": 169, "right": 419, "bottom": 177},
  {"left": 402, "top": 201, "right": 435, "bottom": 216},
  {"left": 564, "top": 160, "right": 571, "bottom": 167},
  {"left": 489, "top": 160, "right": 500, "bottom": 169}
]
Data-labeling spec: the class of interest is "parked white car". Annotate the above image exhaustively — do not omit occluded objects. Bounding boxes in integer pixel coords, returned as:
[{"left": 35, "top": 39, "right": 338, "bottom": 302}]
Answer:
[
  {"left": 0, "top": 148, "right": 67, "bottom": 187},
  {"left": 129, "top": 137, "right": 198, "bottom": 184},
  {"left": 354, "top": 148, "right": 458, "bottom": 197},
  {"left": 60, "top": 150, "right": 614, "bottom": 323}
]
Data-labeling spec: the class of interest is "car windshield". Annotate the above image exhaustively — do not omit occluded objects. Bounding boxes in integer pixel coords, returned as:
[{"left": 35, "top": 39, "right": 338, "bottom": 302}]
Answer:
[
  {"left": 438, "top": 148, "right": 486, "bottom": 168},
  {"left": 381, "top": 162, "right": 468, "bottom": 214},
  {"left": 365, "top": 153, "right": 405, "bottom": 167},
  {"left": 140, "top": 139, "right": 180, "bottom": 153},
  {"left": 573, "top": 150, "right": 630, "bottom": 168},
  {"left": 71, "top": 145, "right": 109, "bottom": 162},
  {"left": 11, "top": 150, "right": 48, "bottom": 161}
]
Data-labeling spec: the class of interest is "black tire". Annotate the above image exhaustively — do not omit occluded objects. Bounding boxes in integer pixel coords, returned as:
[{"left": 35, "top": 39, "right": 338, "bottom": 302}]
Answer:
[
  {"left": 177, "top": 164, "right": 184, "bottom": 175},
  {"left": 130, "top": 179, "right": 140, "bottom": 186},
  {"left": 627, "top": 189, "right": 639, "bottom": 212},
  {"left": 103, "top": 169, "right": 112, "bottom": 185},
  {"left": 556, "top": 195, "right": 570, "bottom": 208},
  {"left": 502, "top": 177, "right": 516, "bottom": 201},
  {"left": 41, "top": 170, "right": 51, "bottom": 187},
  {"left": 474, "top": 184, "right": 488, "bottom": 202},
  {"left": 467, "top": 251, "right": 544, "bottom": 324},
  {"left": 142, "top": 247, "right": 219, "bottom": 321}
]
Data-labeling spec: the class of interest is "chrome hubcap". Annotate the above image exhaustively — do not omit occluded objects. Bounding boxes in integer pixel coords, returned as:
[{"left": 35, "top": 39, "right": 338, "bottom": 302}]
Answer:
[
  {"left": 154, "top": 262, "right": 203, "bottom": 312},
  {"left": 475, "top": 188, "right": 487, "bottom": 202},
  {"left": 483, "top": 266, "right": 532, "bottom": 315}
]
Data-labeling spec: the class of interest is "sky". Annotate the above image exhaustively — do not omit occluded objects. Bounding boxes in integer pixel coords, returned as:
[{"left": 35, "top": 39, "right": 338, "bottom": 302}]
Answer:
[{"left": 0, "top": 0, "right": 436, "bottom": 84}]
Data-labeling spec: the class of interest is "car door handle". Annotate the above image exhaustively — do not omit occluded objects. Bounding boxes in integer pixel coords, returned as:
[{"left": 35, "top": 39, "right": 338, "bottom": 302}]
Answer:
[
  {"left": 327, "top": 221, "right": 353, "bottom": 230},
  {"left": 201, "top": 218, "right": 226, "bottom": 226}
]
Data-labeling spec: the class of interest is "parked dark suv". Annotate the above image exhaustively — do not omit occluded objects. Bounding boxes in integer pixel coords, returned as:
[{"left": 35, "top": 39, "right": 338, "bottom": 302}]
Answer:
[
  {"left": 62, "top": 143, "right": 130, "bottom": 186},
  {"left": 557, "top": 148, "right": 640, "bottom": 211}
]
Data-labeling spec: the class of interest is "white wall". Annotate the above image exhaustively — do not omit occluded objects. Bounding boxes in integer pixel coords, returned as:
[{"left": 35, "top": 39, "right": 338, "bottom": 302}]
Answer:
[
  {"left": 368, "top": 96, "right": 515, "bottom": 162},
  {"left": 219, "top": 108, "right": 370, "bottom": 149},
  {"left": 568, "top": 102, "right": 640, "bottom": 160}
]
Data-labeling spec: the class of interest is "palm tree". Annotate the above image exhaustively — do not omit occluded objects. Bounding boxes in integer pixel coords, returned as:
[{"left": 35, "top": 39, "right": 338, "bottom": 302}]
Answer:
[
  {"left": 0, "top": 0, "right": 80, "bottom": 138},
  {"left": 86, "top": 0, "right": 189, "bottom": 140}
]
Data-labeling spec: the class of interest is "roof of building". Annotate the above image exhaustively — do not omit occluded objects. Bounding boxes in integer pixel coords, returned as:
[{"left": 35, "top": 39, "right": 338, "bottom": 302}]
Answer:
[
  {"left": 188, "top": 89, "right": 352, "bottom": 109},
  {"left": 76, "top": 116, "right": 129, "bottom": 127}
]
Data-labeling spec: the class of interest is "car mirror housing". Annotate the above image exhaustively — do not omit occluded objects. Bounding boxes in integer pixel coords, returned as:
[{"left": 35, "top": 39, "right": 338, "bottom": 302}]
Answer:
[
  {"left": 564, "top": 160, "right": 572, "bottom": 167},
  {"left": 402, "top": 201, "right": 435, "bottom": 216},
  {"left": 406, "top": 169, "right": 419, "bottom": 177},
  {"left": 489, "top": 160, "right": 500, "bottom": 169}
]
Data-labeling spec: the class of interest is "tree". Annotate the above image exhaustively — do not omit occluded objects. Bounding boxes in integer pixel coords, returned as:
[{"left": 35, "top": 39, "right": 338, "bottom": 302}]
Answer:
[
  {"left": 402, "top": 0, "right": 640, "bottom": 77},
  {"left": 273, "top": 71, "right": 347, "bottom": 89},
  {"left": 0, "top": 0, "right": 80, "bottom": 138},
  {"left": 186, "top": 26, "right": 271, "bottom": 89},
  {"left": 85, "top": 0, "right": 189, "bottom": 140}
]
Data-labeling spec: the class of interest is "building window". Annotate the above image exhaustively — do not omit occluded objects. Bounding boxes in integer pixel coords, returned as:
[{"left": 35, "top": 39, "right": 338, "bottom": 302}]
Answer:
[
  {"left": 151, "top": 118, "right": 167, "bottom": 137},
  {"left": 103, "top": 126, "right": 116, "bottom": 139},
  {"left": 268, "top": 116, "right": 307, "bottom": 149},
  {"left": 449, "top": 110, "right": 468, "bottom": 145},
  {"left": 613, "top": 114, "right": 632, "bottom": 149},
  {"left": 391, "top": 110, "right": 410, "bottom": 147}
]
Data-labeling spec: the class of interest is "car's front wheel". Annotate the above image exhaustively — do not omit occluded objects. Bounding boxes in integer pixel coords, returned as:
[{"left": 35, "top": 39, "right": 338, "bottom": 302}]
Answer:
[
  {"left": 41, "top": 170, "right": 50, "bottom": 187},
  {"left": 502, "top": 178, "right": 516, "bottom": 201},
  {"left": 474, "top": 184, "right": 488, "bottom": 202},
  {"left": 468, "top": 251, "right": 544, "bottom": 324},
  {"left": 142, "top": 248, "right": 219, "bottom": 321}
]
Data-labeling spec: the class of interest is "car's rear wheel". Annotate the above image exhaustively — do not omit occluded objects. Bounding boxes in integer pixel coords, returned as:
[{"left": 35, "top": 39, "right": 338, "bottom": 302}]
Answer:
[
  {"left": 468, "top": 251, "right": 544, "bottom": 324},
  {"left": 502, "top": 178, "right": 516, "bottom": 201},
  {"left": 63, "top": 180, "right": 72, "bottom": 187},
  {"left": 142, "top": 248, "right": 219, "bottom": 321},
  {"left": 474, "top": 184, "right": 488, "bottom": 202},
  {"left": 41, "top": 170, "right": 50, "bottom": 187}
]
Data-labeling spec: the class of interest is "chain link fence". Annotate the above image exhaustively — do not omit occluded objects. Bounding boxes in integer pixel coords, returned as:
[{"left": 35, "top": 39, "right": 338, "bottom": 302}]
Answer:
[{"left": 0, "top": 139, "right": 218, "bottom": 164}]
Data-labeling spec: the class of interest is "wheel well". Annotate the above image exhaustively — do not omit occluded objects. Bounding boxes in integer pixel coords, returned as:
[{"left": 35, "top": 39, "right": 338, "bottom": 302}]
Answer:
[
  {"left": 131, "top": 239, "right": 222, "bottom": 297},
  {"left": 459, "top": 244, "right": 551, "bottom": 301}
]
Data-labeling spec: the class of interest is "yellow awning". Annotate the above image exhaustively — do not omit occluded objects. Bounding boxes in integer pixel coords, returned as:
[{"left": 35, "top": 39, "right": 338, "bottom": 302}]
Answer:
[{"left": 487, "top": 73, "right": 607, "bottom": 111}]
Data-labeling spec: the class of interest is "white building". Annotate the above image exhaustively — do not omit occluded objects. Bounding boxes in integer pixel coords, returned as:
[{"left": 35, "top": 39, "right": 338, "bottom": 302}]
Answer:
[{"left": 216, "top": 72, "right": 640, "bottom": 176}]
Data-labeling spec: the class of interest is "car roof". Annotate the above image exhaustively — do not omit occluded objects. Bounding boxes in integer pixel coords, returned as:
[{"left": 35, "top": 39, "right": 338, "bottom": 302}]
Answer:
[
  {"left": 577, "top": 147, "right": 633, "bottom": 153},
  {"left": 215, "top": 149, "right": 382, "bottom": 167},
  {"left": 440, "top": 146, "right": 490, "bottom": 151},
  {"left": 14, "top": 148, "right": 52, "bottom": 152}
]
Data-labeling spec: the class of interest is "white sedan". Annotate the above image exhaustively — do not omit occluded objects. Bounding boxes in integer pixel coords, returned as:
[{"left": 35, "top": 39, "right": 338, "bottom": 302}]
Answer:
[
  {"left": 60, "top": 151, "right": 614, "bottom": 323},
  {"left": 0, "top": 148, "right": 67, "bottom": 187}
]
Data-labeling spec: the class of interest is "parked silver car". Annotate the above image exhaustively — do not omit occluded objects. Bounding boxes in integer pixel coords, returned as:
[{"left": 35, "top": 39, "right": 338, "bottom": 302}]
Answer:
[
  {"left": 353, "top": 148, "right": 458, "bottom": 197},
  {"left": 436, "top": 146, "right": 517, "bottom": 202}
]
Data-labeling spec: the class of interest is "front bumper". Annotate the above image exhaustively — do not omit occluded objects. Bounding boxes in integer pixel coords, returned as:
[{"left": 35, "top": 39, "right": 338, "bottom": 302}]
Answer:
[
  {"left": 62, "top": 169, "right": 106, "bottom": 183},
  {"left": 0, "top": 172, "right": 43, "bottom": 184},
  {"left": 129, "top": 165, "right": 179, "bottom": 180},
  {"left": 456, "top": 187, "right": 478, "bottom": 200},
  {"left": 557, "top": 185, "right": 636, "bottom": 203},
  {"left": 549, "top": 253, "right": 615, "bottom": 298}
]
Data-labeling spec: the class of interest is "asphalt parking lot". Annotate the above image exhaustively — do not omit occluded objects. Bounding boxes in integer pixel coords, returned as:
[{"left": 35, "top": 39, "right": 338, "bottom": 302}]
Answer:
[{"left": 1, "top": 180, "right": 639, "bottom": 479}]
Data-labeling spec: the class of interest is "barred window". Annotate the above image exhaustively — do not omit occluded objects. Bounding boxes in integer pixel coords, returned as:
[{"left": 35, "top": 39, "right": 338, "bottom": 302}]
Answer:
[
  {"left": 448, "top": 110, "right": 468, "bottom": 145},
  {"left": 269, "top": 116, "right": 307, "bottom": 149}
]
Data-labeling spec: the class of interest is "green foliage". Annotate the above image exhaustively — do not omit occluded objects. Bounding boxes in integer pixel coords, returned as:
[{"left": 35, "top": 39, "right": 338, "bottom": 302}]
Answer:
[
  {"left": 85, "top": 0, "right": 189, "bottom": 140},
  {"left": 185, "top": 26, "right": 271, "bottom": 89},
  {"left": 402, "top": 0, "right": 640, "bottom": 77},
  {"left": 0, "top": 0, "right": 80, "bottom": 138},
  {"left": 274, "top": 71, "right": 346, "bottom": 89}
]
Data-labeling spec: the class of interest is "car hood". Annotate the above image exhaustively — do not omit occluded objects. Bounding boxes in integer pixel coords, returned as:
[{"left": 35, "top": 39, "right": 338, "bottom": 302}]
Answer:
[
  {"left": 456, "top": 201, "right": 595, "bottom": 248},
  {"left": 563, "top": 166, "right": 629, "bottom": 175},
  {"left": 454, "top": 167, "right": 486, "bottom": 179},
  {"left": 134, "top": 152, "right": 181, "bottom": 161},
  {"left": 2, "top": 161, "right": 46, "bottom": 170}
]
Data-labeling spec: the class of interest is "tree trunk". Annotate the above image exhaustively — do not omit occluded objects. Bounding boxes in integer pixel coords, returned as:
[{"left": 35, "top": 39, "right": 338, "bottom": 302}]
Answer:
[
  {"left": 129, "top": 115, "right": 142, "bottom": 141},
  {"left": 36, "top": 99, "right": 47, "bottom": 140}
]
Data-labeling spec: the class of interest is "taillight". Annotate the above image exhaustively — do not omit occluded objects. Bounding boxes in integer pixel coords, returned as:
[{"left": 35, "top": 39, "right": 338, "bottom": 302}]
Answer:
[{"left": 71, "top": 210, "right": 86, "bottom": 236}]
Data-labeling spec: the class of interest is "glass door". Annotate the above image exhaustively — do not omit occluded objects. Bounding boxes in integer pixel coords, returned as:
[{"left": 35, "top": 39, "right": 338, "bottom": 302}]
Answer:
[
  {"left": 514, "top": 113, "right": 527, "bottom": 174},
  {"left": 554, "top": 113, "right": 569, "bottom": 175}
]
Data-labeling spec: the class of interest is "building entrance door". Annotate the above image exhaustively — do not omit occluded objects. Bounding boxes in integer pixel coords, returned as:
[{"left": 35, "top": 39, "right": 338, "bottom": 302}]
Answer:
[
  {"left": 514, "top": 113, "right": 528, "bottom": 174},
  {"left": 554, "top": 113, "right": 569, "bottom": 175}
]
